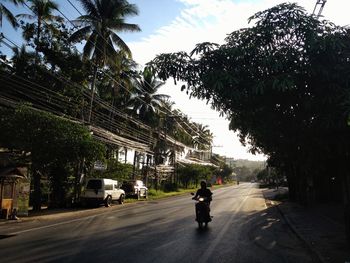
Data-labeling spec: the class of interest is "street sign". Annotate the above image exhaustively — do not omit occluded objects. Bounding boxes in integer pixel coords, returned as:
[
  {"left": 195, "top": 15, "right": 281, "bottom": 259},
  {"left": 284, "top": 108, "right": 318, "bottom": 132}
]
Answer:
[{"left": 94, "top": 161, "right": 107, "bottom": 171}]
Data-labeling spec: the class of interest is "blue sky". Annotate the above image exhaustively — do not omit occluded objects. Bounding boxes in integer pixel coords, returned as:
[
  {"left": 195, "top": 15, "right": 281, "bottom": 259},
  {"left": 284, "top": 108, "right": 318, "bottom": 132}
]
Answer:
[
  {"left": 1, "top": 0, "right": 348, "bottom": 160},
  {"left": 1, "top": 0, "right": 185, "bottom": 49},
  {"left": 119, "top": 0, "right": 185, "bottom": 42}
]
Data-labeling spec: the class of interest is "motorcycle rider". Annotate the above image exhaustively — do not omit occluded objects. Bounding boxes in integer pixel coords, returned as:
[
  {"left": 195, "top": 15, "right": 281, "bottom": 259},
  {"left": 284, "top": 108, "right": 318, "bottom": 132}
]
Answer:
[{"left": 192, "top": 181, "right": 213, "bottom": 220}]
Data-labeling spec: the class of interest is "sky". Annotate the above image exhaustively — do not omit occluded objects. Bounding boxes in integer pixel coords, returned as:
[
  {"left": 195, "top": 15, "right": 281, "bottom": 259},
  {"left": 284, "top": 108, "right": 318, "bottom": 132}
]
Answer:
[{"left": 2, "top": 0, "right": 349, "bottom": 161}]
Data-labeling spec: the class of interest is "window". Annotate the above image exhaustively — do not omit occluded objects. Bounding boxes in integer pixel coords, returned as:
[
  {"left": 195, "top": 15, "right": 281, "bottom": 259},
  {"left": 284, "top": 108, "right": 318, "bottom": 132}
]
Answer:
[
  {"left": 86, "top": 180, "right": 102, "bottom": 190},
  {"left": 105, "top": 184, "right": 113, "bottom": 191}
]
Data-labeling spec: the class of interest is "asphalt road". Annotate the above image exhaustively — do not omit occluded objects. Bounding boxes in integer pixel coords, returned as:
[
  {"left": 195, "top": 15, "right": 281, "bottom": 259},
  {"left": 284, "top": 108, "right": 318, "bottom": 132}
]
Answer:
[{"left": 0, "top": 183, "right": 317, "bottom": 263}]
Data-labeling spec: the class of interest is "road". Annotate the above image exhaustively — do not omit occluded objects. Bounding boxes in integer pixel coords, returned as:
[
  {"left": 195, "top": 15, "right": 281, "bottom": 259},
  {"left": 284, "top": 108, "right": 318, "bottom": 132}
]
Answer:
[{"left": 0, "top": 183, "right": 317, "bottom": 263}]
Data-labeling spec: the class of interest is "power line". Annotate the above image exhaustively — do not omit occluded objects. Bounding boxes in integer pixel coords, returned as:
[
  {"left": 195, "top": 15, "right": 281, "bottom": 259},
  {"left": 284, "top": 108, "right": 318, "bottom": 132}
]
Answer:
[
  {"left": 0, "top": 62, "right": 154, "bottom": 144},
  {"left": 1, "top": 33, "right": 153, "bottom": 131},
  {"left": 9, "top": 2, "right": 213, "bottom": 148},
  {"left": 0, "top": 79, "right": 154, "bottom": 144},
  {"left": 66, "top": 0, "right": 82, "bottom": 16},
  {"left": 63, "top": 0, "right": 212, "bottom": 144},
  {"left": 0, "top": 34, "right": 15, "bottom": 50}
]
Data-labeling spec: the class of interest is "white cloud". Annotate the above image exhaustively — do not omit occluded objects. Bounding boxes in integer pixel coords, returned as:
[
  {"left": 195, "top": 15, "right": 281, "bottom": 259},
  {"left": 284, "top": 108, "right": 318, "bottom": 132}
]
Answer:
[{"left": 128, "top": 0, "right": 350, "bottom": 161}]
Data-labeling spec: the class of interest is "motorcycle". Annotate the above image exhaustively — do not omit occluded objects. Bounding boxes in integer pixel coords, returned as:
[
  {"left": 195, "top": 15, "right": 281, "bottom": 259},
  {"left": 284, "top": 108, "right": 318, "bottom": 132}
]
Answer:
[{"left": 191, "top": 193, "right": 211, "bottom": 228}]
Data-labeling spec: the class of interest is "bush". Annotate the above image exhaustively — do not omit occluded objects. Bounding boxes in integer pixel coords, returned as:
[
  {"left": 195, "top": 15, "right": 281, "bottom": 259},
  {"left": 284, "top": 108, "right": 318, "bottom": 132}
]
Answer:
[
  {"left": 177, "top": 164, "right": 215, "bottom": 188},
  {"left": 162, "top": 182, "right": 178, "bottom": 192}
]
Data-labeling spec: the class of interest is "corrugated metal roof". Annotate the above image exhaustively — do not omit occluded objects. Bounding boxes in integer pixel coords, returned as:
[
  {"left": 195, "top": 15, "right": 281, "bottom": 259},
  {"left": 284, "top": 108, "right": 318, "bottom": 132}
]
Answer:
[{"left": 89, "top": 125, "right": 152, "bottom": 153}]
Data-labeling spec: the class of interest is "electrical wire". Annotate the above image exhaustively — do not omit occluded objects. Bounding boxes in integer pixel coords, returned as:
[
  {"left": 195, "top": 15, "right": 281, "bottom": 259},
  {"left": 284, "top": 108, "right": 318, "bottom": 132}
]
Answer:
[
  {"left": 7, "top": 2, "right": 212, "bottom": 148},
  {"left": 63, "top": 0, "right": 212, "bottom": 143},
  {"left": 0, "top": 63, "right": 154, "bottom": 144},
  {"left": 0, "top": 79, "right": 155, "bottom": 145},
  {"left": 0, "top": 34, "right": 153, "bottom": 131}
]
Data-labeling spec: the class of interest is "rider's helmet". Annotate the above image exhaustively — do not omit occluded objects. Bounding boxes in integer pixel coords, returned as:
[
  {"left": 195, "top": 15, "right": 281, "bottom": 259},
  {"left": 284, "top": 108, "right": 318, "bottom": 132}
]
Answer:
[{"left": 200, "top": 181, "right": 207, "bottom": 189}]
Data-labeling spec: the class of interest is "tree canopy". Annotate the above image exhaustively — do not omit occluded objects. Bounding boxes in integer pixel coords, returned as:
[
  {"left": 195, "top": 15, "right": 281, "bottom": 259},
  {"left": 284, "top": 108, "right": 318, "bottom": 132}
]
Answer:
[
  {"left": 0, "top": 106, "right": 105, "bottom": 166},
  {"left": 148, "top": 3, "right": 350, "bottom": 237}
]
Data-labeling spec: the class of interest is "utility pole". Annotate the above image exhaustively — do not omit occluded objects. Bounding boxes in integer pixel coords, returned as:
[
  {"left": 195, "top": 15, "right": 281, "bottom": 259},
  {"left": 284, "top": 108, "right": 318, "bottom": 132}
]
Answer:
[{"left": 312, "top": 0, "right": 327, "bottom": 18}]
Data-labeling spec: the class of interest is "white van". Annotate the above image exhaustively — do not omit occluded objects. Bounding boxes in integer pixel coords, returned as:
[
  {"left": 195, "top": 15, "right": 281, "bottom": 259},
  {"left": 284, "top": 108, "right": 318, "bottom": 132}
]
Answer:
[{"left": 81, "top": 178, "right": 125, "bottom": 207}]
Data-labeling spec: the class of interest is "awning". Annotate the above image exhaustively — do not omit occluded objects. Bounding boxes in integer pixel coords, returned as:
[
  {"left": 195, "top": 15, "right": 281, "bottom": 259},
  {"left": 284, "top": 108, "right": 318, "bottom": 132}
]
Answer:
[
  {"left": 177, "top": 158, "right": 218, "bottom": 167},
  {"left": 0, "top": 167, "right": 28, "bottom": 182},
  {"left": 89, "top": 125, "right": 152, "bottom": 153}
]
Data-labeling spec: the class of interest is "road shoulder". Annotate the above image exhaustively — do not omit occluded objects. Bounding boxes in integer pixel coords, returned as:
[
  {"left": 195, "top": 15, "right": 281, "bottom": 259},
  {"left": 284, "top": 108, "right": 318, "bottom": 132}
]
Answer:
[{"left": 263, "top": 187, "right": 350, "bottom": 263}]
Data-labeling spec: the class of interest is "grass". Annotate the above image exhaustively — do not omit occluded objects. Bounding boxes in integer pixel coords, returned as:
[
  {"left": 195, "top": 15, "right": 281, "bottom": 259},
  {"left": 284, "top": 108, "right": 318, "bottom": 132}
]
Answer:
[
  {"left": 123, "top": 189, "right": 196, "bottom": 203},
  {"left": 124, "top": 182, "right": 236, "bottom": 203},
  {"left": 147, "top": 188, "right": 197, "bottom": 200}
]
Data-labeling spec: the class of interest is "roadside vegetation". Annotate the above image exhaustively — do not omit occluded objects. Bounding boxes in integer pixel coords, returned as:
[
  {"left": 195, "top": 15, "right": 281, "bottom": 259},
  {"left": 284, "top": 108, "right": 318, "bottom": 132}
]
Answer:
[
  {"left": 125, "top": 181, "right": 235, "bottom": 203},
  {"left": 0, "top": 0, "right": 221, "bottom": 212}
]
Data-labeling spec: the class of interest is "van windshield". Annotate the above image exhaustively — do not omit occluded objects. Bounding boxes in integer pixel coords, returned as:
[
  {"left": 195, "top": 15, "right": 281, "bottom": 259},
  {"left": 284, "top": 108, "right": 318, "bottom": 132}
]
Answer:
[{"left": 86, "top": 180, "right": 102, "bottom": 190}]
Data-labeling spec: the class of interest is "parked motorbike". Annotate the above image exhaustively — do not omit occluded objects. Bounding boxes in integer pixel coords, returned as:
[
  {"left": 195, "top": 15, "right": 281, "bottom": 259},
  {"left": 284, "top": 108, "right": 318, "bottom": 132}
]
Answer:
[{"left": 191, "top": 193, "right": 211, "bottom": 228}]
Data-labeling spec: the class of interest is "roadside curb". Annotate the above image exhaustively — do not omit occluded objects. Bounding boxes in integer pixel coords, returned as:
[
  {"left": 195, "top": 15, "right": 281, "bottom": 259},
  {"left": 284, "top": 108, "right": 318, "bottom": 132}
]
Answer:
[
  {"left": 262, "top": 189, "right": 326, "bottom": 263},
  {"left": 0, "top": 218, "right": 23, "bottom": 226}
]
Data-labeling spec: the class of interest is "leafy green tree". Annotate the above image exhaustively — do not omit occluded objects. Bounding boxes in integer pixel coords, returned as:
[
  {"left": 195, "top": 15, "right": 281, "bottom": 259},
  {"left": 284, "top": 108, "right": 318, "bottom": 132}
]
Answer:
[
  {"left": 233, "top": 166, "right": 251, "bottom": 182},
  {"left": 0, "top": 106, "right": 105, "bottom": 210},
  {"left": 149, "top": 3, "right": 350, "bottom": 239},
  {"left": 256, "top": 169, "right": 268, "bottom": 183},
  {"left": 69, "top": 0, "right": 141, "bottom": 122},
  {"left": 12, "top": 15, "right": 92, "bottom": 119},
  {"left": 177, "top": 164, "right": 215, "bottom": 188},
  {"left": 18, "top": 0, "right": 60, "bottom": 61},
  {"left": 0, "top": 0, "right": 24, "bottom": 28},
  {"left": 215, "top": 164, "right": 233, "bottom": 183},
  {"left": 11, "top": 44, "right": 36, "bottom": 76}
]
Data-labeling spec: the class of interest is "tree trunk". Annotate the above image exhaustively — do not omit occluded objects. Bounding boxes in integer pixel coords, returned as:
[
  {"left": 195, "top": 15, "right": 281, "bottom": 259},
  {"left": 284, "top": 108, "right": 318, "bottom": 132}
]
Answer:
[
  {"left": 132, "top": 151, "right": 138, "bottom": 180},
  {"left": 32, "top": 169, "right": 41, "bottom": 211},
  {"left": 341, "top": 166, "right": 350, "bottom": 242},
  {"left": 49, "top": 166, "right": 67, "bottom": 208},
  {"left": 154, "top": 165, "right": 158, "bottom": 191},
  {"left": 145, "top": 154, "right": 150, "bottom": 187},
  {"left": 87, "top": 65, "right": 98, "bottom": 123},
  {"left": 287, "top": 173, "right": 297, "bottom": 201},
  {"left": 35, "top": 17, "right": 41, "bottom": 66},
  {"left": 297, "top": 172, "right": 308, "bottom": 205},
  {"left": 73, "top": 160, "right": 83, "bottom": 205}
]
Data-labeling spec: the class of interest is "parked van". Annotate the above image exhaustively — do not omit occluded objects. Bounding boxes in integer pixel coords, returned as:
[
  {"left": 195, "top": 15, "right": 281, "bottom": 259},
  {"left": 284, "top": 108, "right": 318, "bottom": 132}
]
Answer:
[
  {"left": 121, "top": 180, "right": 148, "bottom": 199},
  {"left": 81, "top": 178, "right": 125, "bottom": 207}
]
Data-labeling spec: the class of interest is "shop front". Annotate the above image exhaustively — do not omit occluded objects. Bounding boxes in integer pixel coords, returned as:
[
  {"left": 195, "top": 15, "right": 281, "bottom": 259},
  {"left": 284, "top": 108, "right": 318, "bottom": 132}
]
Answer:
[{"left": 0, "top": 167, "right": 29, "bottom": 219}]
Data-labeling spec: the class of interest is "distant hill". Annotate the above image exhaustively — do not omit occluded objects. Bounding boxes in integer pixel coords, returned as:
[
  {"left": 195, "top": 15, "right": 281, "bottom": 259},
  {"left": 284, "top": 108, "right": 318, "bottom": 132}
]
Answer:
[
  {"left": 226, "top": 158, "right": 266, "bottom": 182},
  {"left": 233, "top": 159, "right": 265, "bottom": 170}
]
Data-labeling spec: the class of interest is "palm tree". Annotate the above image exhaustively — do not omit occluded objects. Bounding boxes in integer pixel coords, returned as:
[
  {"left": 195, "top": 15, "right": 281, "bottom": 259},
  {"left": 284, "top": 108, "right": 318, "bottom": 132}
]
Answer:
[
  {"left": 109, "top": 50, "right": 138, "bottom": 108},
  {"left": 69, "top": 0, "right": 141, "bottom": 122},
  {"left": 17, "top": 0, "right": 59, "bottom": 60},
  {"left": 11, "top": 44, "right": 36, "bottom": 76},
  {"left": 0, "top": 0, "right": 24, "bottom": 28},
  {"left": 192, "top": 123, "right": 213, "bottom": 150},
  {"left": 129, "top": 68, "right": 169, "bottom": 127}
]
